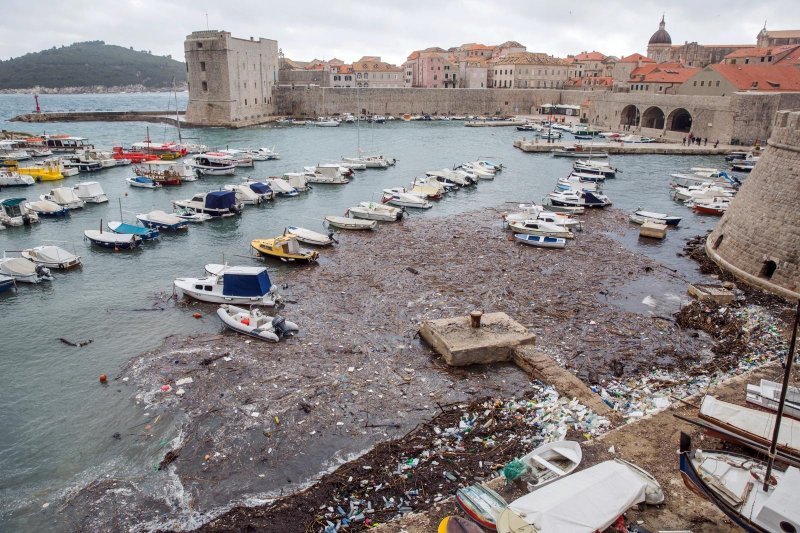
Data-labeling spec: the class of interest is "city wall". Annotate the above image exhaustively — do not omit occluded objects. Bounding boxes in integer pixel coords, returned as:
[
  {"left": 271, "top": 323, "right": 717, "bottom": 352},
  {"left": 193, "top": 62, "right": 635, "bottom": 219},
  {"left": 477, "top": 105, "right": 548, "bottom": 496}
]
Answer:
[{"left": 274, "top": 86, "right": 800, "bottom": 144}]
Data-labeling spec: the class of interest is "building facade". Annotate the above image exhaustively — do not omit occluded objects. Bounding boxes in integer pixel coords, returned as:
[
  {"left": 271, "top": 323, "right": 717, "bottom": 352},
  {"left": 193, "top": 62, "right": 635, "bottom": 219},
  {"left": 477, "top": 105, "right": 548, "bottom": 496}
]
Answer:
[
  {"left": 352, "top": 56, "right": 406, "bottom": 88},
  {"left": 646, "top": 16, "right": 750, "bottom": 67},
  {"left": 678, "top": 64, "right": 800, "bottom": 96},
  {"left": 184, "top": 30, "right": 279, "bottom": 126},
  {"left": 756, "top": 28, "right": 800, "bottom": 48},
  {"left": 490, "top": 53, "right": 568, "bottom": 89}
]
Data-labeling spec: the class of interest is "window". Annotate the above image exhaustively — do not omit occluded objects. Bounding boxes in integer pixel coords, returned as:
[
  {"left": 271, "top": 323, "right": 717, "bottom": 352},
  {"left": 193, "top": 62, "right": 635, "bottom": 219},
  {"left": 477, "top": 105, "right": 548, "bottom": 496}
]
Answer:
[
  {"left": 364, "top": 73, "right": 368, "bottom": 79},
  {"left": 745, "top": 59, "right": 750, "bottom": 64},
  {"left": 200, "top": 61, "right": 206, "bottom": 72},
  {"left": 434, "top": 75, "right": 437, "bottom": 80},
  {"left": 759, "top": 260, "right": 777, "bottom": 280},
  {"left": 716, "top": 80, "right": 720, "bottom": 87},
  {"left": 700, "top": 81, "right": 705, "bottom": 86},
  {"left": 693, "top": 80, "right": 697, "bottom": 86},
  {"left": 201, "top": 81, "right": 208, "bottom": 91},
  {"left": 245, "top": 99, "right": 247, "bottom": 105},
  {"left": 197, "top": 42, "right": 203, "bottom": 49}
]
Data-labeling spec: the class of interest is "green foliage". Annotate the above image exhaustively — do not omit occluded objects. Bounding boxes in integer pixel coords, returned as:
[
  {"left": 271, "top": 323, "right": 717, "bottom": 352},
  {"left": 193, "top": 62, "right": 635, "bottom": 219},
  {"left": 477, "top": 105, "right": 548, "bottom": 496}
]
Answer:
[{"left": 0, "top": 41, "right": 186, "bottom": 89}]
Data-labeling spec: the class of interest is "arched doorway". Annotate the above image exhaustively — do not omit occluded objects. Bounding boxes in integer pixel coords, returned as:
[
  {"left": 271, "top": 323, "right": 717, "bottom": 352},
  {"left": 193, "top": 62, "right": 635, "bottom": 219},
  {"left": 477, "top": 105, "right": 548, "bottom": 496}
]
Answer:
[
  {"left": 641, "top": 106, "right": 665, "bottom": 129},
  {"left": 620, "top": 105, "right": 639, "bottom": 127},
  {"left": 667, "top": 108, "right": 692, "bottom": 132}
]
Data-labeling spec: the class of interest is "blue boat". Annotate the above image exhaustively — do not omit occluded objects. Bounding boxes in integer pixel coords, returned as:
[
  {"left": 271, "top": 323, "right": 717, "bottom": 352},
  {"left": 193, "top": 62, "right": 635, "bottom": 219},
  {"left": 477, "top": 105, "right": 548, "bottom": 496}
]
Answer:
[
  {"left": 107, "top": 221, "right": 160, "bottom": 240},
  {"left": 0, "top": 275, "right": 15, "bottom": 293},
  {"left": 247, "top": 182, "right": 274, "bottom": 201},
  {"left": 136, "top": 210, "right": 189, "bottom": 231},
  {"left": 514, "top": 234, "right": 567, "bottom": 249}
]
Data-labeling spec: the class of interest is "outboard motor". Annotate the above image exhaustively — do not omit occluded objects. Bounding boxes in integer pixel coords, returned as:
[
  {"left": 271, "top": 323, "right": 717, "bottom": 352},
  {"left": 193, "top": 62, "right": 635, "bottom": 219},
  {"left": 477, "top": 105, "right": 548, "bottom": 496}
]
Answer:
[
  {"left": 328, "top": 231, "right": 339, "bottom": 244},
  {"left": 271, "top": 315, "right": 292, "bottom": 338},
  {"left": 35, "top": 265, "right": 52, "bottom": 281}
]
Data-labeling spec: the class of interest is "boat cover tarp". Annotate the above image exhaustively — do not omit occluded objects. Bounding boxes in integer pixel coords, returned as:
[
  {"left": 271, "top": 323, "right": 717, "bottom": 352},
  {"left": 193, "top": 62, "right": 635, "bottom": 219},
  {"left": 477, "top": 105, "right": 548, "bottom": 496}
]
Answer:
[
  {"left": 1, "top": 258, "right": 36, "bottom": 275},
  {"left": 28, "top": 200, "right": 62, "bottom": 213},
  {"left": 76, "top": 182, "right": 104, "bottom": 196},
  {"left": 52, "top": 188, "right": 78, "bottom": 204},
  {"left": 249, "top": 182, "right": 270, "bottom": 194},
  {"left": 268, "top": 179, "right": 293, "bottom": 193},
  {"left": 755, "top": 466, "right": 800, "bottom": 529},
  {"left": 505, "top": 460, "right": 647, "bottom": 532},
  {"left": 1, "top": 198, "right": 25, "bottom": 207},
  {"left": 30, "top": 246, "right": 75, "bottom": 263},
  {"left": 147, "top": 210, "right": 183, "bottom": 225},
  {"left": 222, "top": 270, "right": 271, "bottom": 296},
  {"left": 133, "top": 176, "right": 154, "bottom": 184},
  {"left": 700, "top": 396, "right": 800, "bottom": 452},
  {"left": 110, "top": 222, "right": 152, "bottom": 236},
  {"left": 205, "top": 191, "right": 237, "bottom": 210}
]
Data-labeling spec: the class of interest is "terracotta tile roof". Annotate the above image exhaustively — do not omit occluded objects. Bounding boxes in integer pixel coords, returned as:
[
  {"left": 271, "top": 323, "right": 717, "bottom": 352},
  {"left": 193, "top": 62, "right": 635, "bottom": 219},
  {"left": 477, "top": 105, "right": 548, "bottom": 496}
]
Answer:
[
  {"left": 619, "top": 53, "right": 655, "bottom": 63},
  {"left": 630, "top": 62, "right": 683, "bottom": 77},
  {"left": 353, "top": 59, "right": 403, "bottom": 72},
  {"left": 566, "top": 76, "right": 613, "bottom": 87},
  {"left": 496, "top": 41, "right": 525, "bottom": 49},
  {"left": 707, "top": 64, "right": 800, "bottom": 91},
  {"left": 462, "top": 43, "right": 493, "bottom": 50},
  {"left": 638, "top": 67, "right": 700, "bottom": 83},
  {"left": 573, "top": 51, "right": 607, "bottom": 61},
  {"left": 724, "top": 45, "right": 799, "bottom": 59},
  {"left": 407, "top": 51, "right": 420, "bottom": 61}
]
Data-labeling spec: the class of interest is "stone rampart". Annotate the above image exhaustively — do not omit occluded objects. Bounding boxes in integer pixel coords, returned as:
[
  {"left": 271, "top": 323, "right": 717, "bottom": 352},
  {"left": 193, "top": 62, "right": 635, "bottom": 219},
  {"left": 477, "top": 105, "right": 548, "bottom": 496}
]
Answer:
[{"left": 705, "top": 109, "right": 800, "bottom": 300}]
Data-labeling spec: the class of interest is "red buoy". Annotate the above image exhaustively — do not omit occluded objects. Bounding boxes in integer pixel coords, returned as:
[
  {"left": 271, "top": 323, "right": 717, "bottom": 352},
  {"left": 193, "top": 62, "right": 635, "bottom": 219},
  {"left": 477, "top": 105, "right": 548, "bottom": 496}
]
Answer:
[
  {"left": 192, "top": 312, "right": 202, "bottom": 319},
  {"left": 99, "top": 374, "right": 108, "bottom": 383}
]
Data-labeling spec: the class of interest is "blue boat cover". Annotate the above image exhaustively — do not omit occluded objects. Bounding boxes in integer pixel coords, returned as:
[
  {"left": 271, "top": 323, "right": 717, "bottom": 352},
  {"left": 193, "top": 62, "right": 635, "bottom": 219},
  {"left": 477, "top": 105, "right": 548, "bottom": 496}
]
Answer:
[
  {"left": 111, "top": 222, "right": 157, "bottom": 237},
  {"left": 133, "top": 176, "right": 153, "bottom": 183},
  {"left": 205, "top": 191, "right": 237, "bottom": 210},
  {"left": 249, "top": 182, "right": 270, "bottom": 194},
  {"left": 222, "top": 270, "right": 272, "bottom": 296},
  {"left": 1, "top": 198, "right": 26, "bottom": 207}
]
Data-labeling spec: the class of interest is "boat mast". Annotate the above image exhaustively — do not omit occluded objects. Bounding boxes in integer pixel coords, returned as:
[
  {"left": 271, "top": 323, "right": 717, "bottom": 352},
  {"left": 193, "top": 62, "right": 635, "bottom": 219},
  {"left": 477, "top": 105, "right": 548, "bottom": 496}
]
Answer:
[{"left": 763, "top": 299, "right": 800, "bottom": 491}]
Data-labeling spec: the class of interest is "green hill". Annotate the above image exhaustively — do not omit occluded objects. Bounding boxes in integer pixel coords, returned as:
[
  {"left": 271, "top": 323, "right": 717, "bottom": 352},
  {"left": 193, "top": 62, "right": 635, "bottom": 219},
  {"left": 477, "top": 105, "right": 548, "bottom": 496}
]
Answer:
[{"left": 0, "top": 41, "right": 186, "bottom": 90}]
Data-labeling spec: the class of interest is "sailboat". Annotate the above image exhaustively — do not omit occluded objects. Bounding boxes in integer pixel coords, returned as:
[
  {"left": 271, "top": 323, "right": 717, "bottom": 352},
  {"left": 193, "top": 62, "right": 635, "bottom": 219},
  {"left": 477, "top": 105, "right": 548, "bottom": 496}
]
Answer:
[
  {"left": 679, "top": 300, "right": 800, "bottom": 533},
  {"left": 341, "top": 88, "right": 394, "bottom": 168}
]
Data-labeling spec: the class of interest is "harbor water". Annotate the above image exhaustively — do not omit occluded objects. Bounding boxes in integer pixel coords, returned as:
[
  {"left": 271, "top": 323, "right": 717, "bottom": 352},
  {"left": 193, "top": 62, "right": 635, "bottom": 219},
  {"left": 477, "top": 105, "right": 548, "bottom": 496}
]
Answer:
[{"left": 0, "top": 92, "right": 734, "bottom": 530}]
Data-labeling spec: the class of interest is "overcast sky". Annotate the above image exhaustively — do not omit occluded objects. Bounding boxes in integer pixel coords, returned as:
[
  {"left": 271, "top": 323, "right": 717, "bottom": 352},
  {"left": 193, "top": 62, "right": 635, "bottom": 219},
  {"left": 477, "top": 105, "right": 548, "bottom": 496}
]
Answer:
[{"left": 1, "top": 0, "right": 797, "bottom": 65}]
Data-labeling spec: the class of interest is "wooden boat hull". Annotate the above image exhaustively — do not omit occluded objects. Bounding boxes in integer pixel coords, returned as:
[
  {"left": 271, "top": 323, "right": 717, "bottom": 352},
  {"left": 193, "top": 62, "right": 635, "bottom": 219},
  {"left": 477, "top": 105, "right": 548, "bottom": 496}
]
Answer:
[
  {"left": 455, "top": 484, "right": 507, "bottom": 530},
  {"left": 514, "top": 234, "right": 566, "bottom": 248},
  {"left": 324, "top": 216, "right": 377, "bottom": 230}
]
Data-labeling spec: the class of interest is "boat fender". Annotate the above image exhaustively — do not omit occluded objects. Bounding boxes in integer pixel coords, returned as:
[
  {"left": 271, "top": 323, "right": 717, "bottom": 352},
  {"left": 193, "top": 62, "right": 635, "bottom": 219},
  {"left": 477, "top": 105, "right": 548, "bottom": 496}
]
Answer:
[{"left": 241, "top": 317, "right": 250, "bottom": 326}]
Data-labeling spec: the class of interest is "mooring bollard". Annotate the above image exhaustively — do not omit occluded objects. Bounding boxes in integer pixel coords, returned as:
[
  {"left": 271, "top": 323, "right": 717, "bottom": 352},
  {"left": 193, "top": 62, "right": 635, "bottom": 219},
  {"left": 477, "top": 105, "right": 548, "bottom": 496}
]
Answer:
[{"left": 470, "top": 310, "right": 483, "bottom": 328}]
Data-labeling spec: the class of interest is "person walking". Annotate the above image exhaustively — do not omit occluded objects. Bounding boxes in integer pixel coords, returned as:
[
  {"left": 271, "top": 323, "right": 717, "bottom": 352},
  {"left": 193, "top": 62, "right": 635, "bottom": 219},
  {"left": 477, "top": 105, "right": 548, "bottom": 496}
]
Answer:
[
  {"left": 703, "top": 138, "right": 708, "bottom": 146},
  {"left": 682, "top": 137, "right": 686, "bottom": 146},
  {"left": 714, "top": 140, "right": 719, "bottom": 148}
]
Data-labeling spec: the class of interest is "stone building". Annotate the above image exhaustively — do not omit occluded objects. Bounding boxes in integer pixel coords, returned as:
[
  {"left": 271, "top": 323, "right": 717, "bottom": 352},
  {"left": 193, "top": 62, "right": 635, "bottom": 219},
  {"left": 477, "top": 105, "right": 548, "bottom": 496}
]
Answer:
[
  {"left": 490, "top": 52, "right": 568, "bottom": 89},
  {"left": 757, "top": 28, "right": 800, "bottom": 48},
  {"left": 646, "top": 16, "right": 750, "bottom": 67},
  {"left": 678, "top": 64, "right": 800, "bottom": 96},
  {"left": 705, "top": 109, "right": 800, "bottom": 300},
  {"left": 184, "top": 30, "right": 278, "bottom": 127},
  {"left": 722, "top": 45, "right": 800, "bottom": 65},
  {"left": 627, "top": 64, "right": 699, "bottom": 94},
  {"left": 352, "top": 56, "right": 406, "bottom": 88}
]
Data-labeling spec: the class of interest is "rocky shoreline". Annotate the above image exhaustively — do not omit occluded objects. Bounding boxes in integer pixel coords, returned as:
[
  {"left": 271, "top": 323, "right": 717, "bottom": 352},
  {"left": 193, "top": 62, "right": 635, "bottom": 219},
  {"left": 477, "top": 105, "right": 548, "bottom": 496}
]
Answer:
[{"left": 51, "top": 206, "right": 791, "bottom": 532}]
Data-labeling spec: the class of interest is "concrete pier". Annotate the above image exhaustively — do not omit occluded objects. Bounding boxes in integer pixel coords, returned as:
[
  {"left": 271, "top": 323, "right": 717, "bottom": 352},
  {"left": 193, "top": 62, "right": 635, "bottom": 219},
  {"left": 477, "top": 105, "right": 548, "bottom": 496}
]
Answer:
[{"left": 513, "top": 138, "right": 737, "bottom": 155}]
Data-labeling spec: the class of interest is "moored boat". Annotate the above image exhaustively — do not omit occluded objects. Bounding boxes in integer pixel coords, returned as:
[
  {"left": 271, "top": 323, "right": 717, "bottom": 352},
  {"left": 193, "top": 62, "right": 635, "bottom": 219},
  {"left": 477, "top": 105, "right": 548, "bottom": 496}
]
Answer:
[
  {"left": 84, "top": 229, "right": 142, "bottom": 250},
  {"left": 0, "top": 198, "right": 40, "bottom": 226},
  {"left": 265, "top": 178, "right": 299, "bottom": 197},
  {"left": 285, "top": 226, "right": 335, "bottom": 246},
  {"left": 0, "top": 256, "right": 53, "bottom": 283},
  {"left": 633, "top": 210, "right": 681, "bottom": 226},
  {"left": 136, "top": 210, "right": 189, "bottom": 230},
  {"left": 548, "top": 189, "right": 611, "bottom": 208},
  {"left": 126, "top": 176, "right": 161, "bottom": 189},
  {"left": 348, "top": 201, "right": 404, "bottom": 222},
  {"left": 23, "top": 199, "right": 69, "bottom": 218},
  {"left": 174, "top": 264, "right": 282, "bottom": 306},
  {"left": 40, "top": 187, "right": 84, "bottom": 210},
  {"left": 514, "top": 234, "right": 567, "bottom": 249},
  {"left": 21, "top": 245, "right": 82, "bottom": 269},
  {"left": 14, "top": 160, "right": 63, "bottom": 182},
  {"left": 172, "top": 191, "right": 243, "bottom": 217},
  {"left": 0, "top": 168, "right": 36, "bottom": 187},
  {"left": 381, "top": 188, "right": 432, "bottom": 209},
  {"left": 73, "top": 182, "right": 108, "bottom": 204},
  {"left": 107, "top": 221, "right": 160, "bottom": 241},
  {"left": 251, "top": 235, "right": 320, "bottom": 263},
  {"left": 509, "top": 219, "right": 574, "bottom": 239},
  {"left": 324, "top": 216, "right": 377, "bottom": 230},
  {"left": 190, "top": 153, "right": 237, "bottom": 176},
  {"left": 216, "top": 304, "right": 298, "bottom": 342}
]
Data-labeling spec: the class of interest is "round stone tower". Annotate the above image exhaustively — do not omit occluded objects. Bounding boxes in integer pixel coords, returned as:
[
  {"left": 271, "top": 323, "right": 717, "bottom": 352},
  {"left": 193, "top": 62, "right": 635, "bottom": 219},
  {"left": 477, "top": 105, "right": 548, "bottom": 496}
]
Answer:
[
  {"left": 647, "top": 15, "right": 672, "bottom": 63},
  {"left": 706, "top": 109, "right": 800, "bottom": 300}
]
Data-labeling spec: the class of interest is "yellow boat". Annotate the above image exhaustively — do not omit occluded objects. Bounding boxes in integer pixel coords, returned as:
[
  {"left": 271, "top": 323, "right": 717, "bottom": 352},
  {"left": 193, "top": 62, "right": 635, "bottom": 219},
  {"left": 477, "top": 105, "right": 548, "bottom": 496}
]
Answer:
[
  {"left": 15, "top": 161, "right": 64, "bottom": 181},
  {"left": 251, "top": 235, "right": 319, "bottom": 264}
]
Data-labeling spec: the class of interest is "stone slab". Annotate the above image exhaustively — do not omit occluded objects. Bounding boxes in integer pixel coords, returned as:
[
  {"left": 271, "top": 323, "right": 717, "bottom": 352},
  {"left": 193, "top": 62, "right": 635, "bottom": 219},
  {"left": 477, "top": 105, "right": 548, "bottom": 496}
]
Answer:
[
  {"left": 419, "top": 312, "right": 535, "bottom": 367},
  {"left": 639, "top": 222, "right": 668, "bottom": 239},
  {"left": 687, "top": 283, "right": 736, "bottom": 305}
]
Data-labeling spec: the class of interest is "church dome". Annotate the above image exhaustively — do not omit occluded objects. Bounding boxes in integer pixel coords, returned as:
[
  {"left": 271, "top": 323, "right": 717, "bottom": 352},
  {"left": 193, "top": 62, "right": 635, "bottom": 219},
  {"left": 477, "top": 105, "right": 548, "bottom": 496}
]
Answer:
[{"left": 649, "top": 16, "right": 672, "bottom": 45}]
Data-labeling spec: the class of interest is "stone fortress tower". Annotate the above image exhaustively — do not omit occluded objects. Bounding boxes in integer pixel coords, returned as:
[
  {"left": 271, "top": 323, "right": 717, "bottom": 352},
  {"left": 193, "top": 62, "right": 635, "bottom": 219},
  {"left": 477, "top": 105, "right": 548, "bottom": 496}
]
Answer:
[
  {"left": 706, "top": 109, "right": 800, "bottom": 300},
  {"left": 184, "top": 30, "right": 278, "bottom": 127},
  {"left": 646, "top": 15, "right": 672, "bottom": 63}
]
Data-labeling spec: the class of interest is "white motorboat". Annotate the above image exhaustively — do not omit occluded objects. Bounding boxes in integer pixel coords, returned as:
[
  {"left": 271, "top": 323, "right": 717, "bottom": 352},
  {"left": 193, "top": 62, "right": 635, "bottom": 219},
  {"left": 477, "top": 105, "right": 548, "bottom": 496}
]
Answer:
[
  {"left": 223, "top": 184, "right": 264, "bottom": 205},
  {"left": 518, "top": 440, "right": 582, "bottom": 490},
  {"left": 341, "top": 155, "right": 392, "bottom": 168},
  {"left": 514, "top": 234, "right": 567, "bottom": 249},
  {"left": 303, "top": 164, "right": 352, "bottom": 184},
  {"left": 133, "top": 160, "right": 197, "bottom": 185},
  {"left": 59, "top": 154, "right": 102, "bottom": 173},
  {"left": 0, "top": 197, "right": 40, "bottom": 226},
  {"left": 505, "top": 205, "right": 580, "bottom": 229},
  {"left": 497, "top": 460, "right": 664, "bottom": 533},
  {"left": 410, "top": 177, "right": 448, "bottom": 197},
  {"left": 324, "top": 216, "right": 377, "bottom": 230},
  {"left": 574, "top": 159, "right": 616, "bottom": 177},
  {"left": 426, "top": 169, "right": 471, "bottom": 187},
  {"left": 41, "top": 187, "right": 85, "bottom": 209},
  {"left": 339, "top": 161, "right": 366, "bottom": 170},
  {"left": 239, "top": 179, "right": 275, "bottom": 201},
  {"left": 314, "top": 117, "right": 340, "bottom": 127},
  {"left": 174, "top": 264, "right": 282, "bottom": 306},
  {"left": 633, "top": 210, "right": 681, "bottom": 226},
  {"left": 548, "top": 189, "right": 611, "bottom": 208},
  {"left": 81, "top": 149, "right": 116, "bottom": 168},
  {"left": 136, "top": 210, "right": 189, "bottom": 230},
  {"left": 172, "top": 191, "right": 243, "bottom": 217},
  {"left": 190, "top": 153, "right": 237, "bottom": 176},
  {"left": 21, "top": 245, "right": 82, "bottom": 269},
  {"left": 247, "top": 147, "right": 280, "bottom": 160},
  {"left": 216, "top": 304, "right": 298, "bottom": 342},
  {"left": 218, "top": 149, "right": 255, "bottom": 168},
  {"left": 475, "top": 159, "right": 504, "bottom": 173},
  {"left": 174, "top": 208, "right": 213, "bottom": 223},
  {"left": 0, "top": 256, "right": 53, "bottom": 283},
  {"left": 265, "top": 178, "right": 299, "bottom": 197},
  {"left": 381, "top": 188, "right": 432, "bottom": 209},
  {"left": 459, "top": 162, "right": 494, "bottom": 178},
  {"left": 23, "top": 199, "right": 69, "bottom": 218},
  {"left": 348, "top": 202, "right": 404, "bottom": 222},
  {"left": 72, "top": 181, "right": 108, "bottom": 203},
  {"left": 557, "top": 176, "right": 601, "bottom": 192},
  {"left": 285, "top": 226, "right": 335, "bottom": 246},
  {"left": 283, "top": 172, "right": 312, "bottom": 191},
  {"left": 0, "top": 169, "right": 35, "bottom": 187},
  {"left": 672, "top": 184, "right": 735, "bottom": 202},
  {"left": 126, "top": 176, "right": 162, "bottom": 189},
  {"left": 508, "top": 219, "right": 574, "bottom": 239}
]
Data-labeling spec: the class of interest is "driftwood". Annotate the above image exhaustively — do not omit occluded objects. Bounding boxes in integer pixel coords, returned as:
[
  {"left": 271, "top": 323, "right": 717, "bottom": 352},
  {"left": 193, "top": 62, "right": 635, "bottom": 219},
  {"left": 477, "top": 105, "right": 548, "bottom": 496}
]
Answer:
[{"left": 59, "top": 337, "right": 93, "bottom": 347}]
